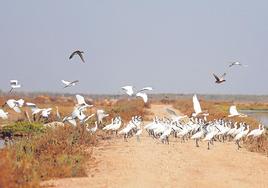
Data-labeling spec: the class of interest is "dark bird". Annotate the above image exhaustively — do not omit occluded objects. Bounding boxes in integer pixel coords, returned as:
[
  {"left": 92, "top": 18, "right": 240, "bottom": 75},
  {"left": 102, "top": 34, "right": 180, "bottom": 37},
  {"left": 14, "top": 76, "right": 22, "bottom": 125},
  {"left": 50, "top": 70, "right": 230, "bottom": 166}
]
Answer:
[
  {"left": 213, "top": 73, "right": 226, "bottom": 84},
  {"left": 69, "top": 50, "right": 85, "bottom": 63}
]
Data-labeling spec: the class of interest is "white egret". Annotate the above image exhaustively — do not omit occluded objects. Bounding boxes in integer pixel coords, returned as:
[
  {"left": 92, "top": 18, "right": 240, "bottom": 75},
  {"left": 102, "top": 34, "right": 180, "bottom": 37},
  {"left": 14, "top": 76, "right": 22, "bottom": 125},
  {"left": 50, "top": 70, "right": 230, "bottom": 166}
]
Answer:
[
  {"left": 229, "top": 62, "right": 248, "bottom": 68},
  {"left": 121, "top": 86, "right": 134, "bottom": 96},
  {"left": 61, "top": 80, "right": 79, "bottom": 88},
  {"left": 228, "top": 106, "right": 247, "bottom": 117}
]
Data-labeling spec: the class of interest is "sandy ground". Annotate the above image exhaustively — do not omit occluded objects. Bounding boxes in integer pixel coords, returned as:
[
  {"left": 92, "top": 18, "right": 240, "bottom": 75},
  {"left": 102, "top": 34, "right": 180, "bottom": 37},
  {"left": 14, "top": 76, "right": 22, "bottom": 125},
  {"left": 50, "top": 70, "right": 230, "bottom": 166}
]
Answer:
[{"left": 43, "top": 104, "right": 268, "bottom": 188}]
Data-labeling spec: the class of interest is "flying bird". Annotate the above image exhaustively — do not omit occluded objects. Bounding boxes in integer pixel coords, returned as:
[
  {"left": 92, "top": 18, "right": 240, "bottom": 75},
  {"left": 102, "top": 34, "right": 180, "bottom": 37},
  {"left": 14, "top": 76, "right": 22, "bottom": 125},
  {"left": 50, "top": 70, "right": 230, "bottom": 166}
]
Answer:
[
  {"left": 3, "top": 99, "right": 24, "bottom": 113},
  {"left": 136, "top": 92, "right": 148, "bottom": 103},
  {"left": 228, "top": 105, "right": 247, "bottom": 117},
  {"left": 121, "top": 86, "right": 135, "bottom": 96},
  {"left": 75, "top": 94, "right": 93, "bottom": 110},
  {"left": 69, "top": 50, "right": 85, "bottom": 63},
  {"left": 229, "top": 62, "right": 248, "bottom": 68},
  {"left": 61, "top": 80, "right": 79, "bottom": 88},
  {"left": 9, "top": 80, "right": 21, "bottom": 93},
  {"left": 192, "top": 94, "right": 202, "bottom": 117},
  {"left": 213, "top": 73, "right": 226, "bottom": 84},
  {"left": 26, "top": 102, "right": 42, "bottom": 115},
  {"left": 121, "top": 86, "right": 153, "bottom": 103}
]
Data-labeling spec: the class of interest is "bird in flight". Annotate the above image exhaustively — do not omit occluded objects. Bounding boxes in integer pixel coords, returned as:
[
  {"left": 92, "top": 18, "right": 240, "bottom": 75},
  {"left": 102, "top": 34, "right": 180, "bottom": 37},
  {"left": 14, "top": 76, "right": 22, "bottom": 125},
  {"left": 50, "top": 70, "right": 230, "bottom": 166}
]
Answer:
[
  {"left": 121, "top": 86, "right": 153, "bottom": 103},
  {"left": 61, "top": 80, "right": 79, "bottom": 88},
  {"left": 69, "top": 50, "right": 85, "bottom": 63},
  {"left": 213, "top": 73, "right": 226, "bottom": 84},
  {"left": 229, "top": 61, "right": 248, "bottom": 68},
  {"left": 3, "top": 99, "right": 24, "bottom": 113},
  {"left": 9, "top": 80, "right": 21, "bottom": 93},
  {"left": 121, "top": 86, "right": 135, "bottom": 96}
]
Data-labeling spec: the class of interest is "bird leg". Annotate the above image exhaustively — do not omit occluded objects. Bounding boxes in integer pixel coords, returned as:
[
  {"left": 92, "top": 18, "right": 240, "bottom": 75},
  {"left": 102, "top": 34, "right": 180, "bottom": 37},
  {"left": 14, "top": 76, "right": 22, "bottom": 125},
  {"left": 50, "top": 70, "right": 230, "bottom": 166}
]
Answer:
[
  {"left": 195, "top": 139, "right": 199, "bottom": 147},
  {"left": 236, "top": 140, "right": 242, "bottom": 150},
  {"left": 207, "top": 142, "right": 210, "bottom": 150}
]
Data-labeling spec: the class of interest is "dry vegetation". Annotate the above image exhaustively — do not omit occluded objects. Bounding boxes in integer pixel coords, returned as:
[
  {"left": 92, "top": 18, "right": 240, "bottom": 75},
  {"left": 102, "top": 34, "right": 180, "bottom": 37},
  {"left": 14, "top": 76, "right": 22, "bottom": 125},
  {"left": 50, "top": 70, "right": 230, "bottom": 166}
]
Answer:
[
  {"left": 0, "top": 124, "right": 96, "bottom": 188},
  {"left": 171, "top": 98, "right": 268, "bottom": 154},
  {"left": 0, "top": 95, "right": 149, "bottom": 188}
]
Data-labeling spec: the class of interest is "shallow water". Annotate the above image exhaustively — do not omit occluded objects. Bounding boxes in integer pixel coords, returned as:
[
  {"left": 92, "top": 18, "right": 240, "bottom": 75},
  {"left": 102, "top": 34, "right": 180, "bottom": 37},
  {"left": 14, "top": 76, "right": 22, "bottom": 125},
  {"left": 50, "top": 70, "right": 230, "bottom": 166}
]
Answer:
[{"left": 241, "top": 110, "right": 268, "bottom": 127}]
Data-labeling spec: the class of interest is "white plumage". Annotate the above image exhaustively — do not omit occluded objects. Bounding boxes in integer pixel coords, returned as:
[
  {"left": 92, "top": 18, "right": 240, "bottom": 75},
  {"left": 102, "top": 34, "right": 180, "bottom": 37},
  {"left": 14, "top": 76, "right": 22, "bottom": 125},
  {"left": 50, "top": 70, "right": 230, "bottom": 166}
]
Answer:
[
  {"left": 192, "top": 94, "right": 202, "bottom": 117},
  {"left": 0, "top": 109, "right": 8, "bottom": 120}
]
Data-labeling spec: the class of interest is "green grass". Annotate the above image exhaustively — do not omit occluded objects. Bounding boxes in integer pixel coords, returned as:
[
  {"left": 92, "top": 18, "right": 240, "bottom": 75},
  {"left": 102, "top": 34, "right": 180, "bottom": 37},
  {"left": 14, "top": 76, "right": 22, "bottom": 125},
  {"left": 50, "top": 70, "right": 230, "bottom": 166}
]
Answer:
[{"left": 1, "top": 121, "right": 46, "bottom": 137}]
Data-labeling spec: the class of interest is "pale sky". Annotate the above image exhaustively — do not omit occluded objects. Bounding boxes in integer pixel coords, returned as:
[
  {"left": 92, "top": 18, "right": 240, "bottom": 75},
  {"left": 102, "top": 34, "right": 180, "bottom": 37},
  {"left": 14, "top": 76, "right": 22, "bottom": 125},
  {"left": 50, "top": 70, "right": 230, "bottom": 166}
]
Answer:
[{"left": 1, "top": 1, "right": 268, "bottom": 94}]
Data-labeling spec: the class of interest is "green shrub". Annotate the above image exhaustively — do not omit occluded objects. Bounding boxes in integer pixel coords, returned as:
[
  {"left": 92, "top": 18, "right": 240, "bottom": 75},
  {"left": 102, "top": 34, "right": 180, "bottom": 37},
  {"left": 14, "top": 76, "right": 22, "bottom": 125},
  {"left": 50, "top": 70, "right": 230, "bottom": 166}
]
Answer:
[{"left": 1, "top": 121, "right": 45, "bottom": 137}]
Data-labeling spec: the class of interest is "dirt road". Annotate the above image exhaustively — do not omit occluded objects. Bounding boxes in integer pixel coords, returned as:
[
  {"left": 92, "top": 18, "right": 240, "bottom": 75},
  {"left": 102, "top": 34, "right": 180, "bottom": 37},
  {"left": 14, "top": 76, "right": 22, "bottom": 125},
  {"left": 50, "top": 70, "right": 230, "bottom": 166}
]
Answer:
[{"left": 44, "top": 104, "right": 268, "bottom": 188}]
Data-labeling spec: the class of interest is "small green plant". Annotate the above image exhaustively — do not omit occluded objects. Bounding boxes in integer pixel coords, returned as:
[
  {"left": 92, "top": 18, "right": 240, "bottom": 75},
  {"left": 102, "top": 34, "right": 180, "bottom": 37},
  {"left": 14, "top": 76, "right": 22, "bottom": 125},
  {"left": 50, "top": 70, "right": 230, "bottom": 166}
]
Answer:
[{"left": 1, "top": 121, "right": 46, "bottom": 137}]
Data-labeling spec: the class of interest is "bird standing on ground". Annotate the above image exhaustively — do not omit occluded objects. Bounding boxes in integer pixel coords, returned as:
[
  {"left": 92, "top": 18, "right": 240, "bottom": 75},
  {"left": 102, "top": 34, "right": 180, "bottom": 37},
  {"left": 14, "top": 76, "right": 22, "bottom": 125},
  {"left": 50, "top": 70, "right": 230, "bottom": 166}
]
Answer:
[
  {"left": 69, "top": 50, "right": 85, "bottom": 63},
  {"left": 96, "top": 109, "right": 109, "bottom": 125},
  {"left": 213, "top": 73, "right": 226, "bottom": 84}
]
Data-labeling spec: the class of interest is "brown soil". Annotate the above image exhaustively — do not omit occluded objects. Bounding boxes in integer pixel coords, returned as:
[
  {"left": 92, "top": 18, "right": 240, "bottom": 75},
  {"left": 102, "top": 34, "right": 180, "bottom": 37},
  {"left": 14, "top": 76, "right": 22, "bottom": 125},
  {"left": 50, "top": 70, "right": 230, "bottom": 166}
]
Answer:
[{"left": 42, "top": 104, "right": 268, "bottom": 188}]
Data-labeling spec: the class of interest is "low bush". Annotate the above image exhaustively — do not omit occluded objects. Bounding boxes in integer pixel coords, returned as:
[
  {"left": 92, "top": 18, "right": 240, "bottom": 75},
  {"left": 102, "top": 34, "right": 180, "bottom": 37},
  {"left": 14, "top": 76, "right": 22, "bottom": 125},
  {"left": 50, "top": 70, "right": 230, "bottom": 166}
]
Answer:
[{"left": 0, "top": 125, "right": 96, "bottom": 188}]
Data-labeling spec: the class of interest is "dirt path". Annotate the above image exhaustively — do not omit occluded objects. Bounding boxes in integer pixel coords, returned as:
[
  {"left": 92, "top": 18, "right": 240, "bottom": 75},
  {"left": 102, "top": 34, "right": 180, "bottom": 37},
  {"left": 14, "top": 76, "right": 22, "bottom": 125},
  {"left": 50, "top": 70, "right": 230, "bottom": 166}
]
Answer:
[{"left": 43, "top": 104, "right": 268, "bottom": 188}]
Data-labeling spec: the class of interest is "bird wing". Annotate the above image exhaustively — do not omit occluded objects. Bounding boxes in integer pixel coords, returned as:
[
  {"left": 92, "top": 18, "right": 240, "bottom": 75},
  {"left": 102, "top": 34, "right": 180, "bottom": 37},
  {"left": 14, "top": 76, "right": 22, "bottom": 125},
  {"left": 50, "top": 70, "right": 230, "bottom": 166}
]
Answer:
[
  {"left": 220, "top": 73, "right": 227, "bottom": 79},
  {"left": 13, "top": 106, "right": 21, "bottom": 113},
  {"left": 61, "top": 80, "right": 71, "bottom": 85},
  {"left": 76, "top": 94, "right": 86, "bottom": 105},
  {"left": 213, "top": 74, "right": 220, "bottom": 81},
  {"left": 122, "top": 86, "right": 134, "bottom": 96},
  {"left": 68, "top": 118, "right": 77, "bottom": 126},
  {"left": 136, "top": 92, "right": 148, "bottom": 103},
  {"left": 193, "top": 94, "right": 202, "bottom": 114},
  {"left": 139, "top": 87, "right": 153, "bottom": 92},
  {"left": 229, "top": 62, "right": 235, "bottom": 67},
  {"left": 17, "top": 99, "right": 24, "bottom": 107},
  {"left": 77, "top": 52, "right": 85, "bottom": 63},
  {"left": 229, "top": 105, "right": 239, "bottom": 116},
  {"left": 83, "top": 113, "right": 95, "bottom": 123},
  {"left": 69, "top": 51, "right": 77, "bottom": 59},
  {"left": 26, "top": 102, "right": 37, "bottom": 108},
  {"left": 26, "top": 102, "right": 41, "bottom": 114},
  {"left": 70, "top": 80, "right": 79, "bottom": 84}
]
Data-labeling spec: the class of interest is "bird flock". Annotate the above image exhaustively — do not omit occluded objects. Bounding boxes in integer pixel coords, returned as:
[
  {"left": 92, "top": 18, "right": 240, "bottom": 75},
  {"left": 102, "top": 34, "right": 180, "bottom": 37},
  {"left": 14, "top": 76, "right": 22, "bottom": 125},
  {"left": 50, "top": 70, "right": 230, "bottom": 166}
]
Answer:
[
  {"left": 0, "top": 53, "right": 265, "bottom": 151},
  {"left": 213, "top": 61, "right": 248, "bottom": 84},
  {"left": 101, "top": 94, "right": 266, "bottom": 150}
]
